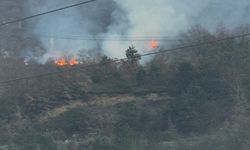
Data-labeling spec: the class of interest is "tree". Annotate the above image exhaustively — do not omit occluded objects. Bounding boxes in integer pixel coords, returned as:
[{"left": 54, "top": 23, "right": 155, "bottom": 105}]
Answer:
[
  {"left": 126, "top": 45, "right": 141, "bottom": 64},
  {"left": 165, "top": 61, "right": 233, "bottom": 134}
]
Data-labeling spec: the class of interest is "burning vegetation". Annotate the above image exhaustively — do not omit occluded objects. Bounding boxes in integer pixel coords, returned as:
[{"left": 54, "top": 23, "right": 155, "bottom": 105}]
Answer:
[
  {"left": 149, "top": 39, "right": 159, "bottom": 49},
  {"left": 54, "top": 58, "right": 79, "bottom": 66}
]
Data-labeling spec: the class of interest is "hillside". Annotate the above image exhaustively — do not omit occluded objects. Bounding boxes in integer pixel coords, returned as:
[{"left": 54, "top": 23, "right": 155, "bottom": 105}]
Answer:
[{"left": 0, "top": 26, "right": 250, "bottom": 150}]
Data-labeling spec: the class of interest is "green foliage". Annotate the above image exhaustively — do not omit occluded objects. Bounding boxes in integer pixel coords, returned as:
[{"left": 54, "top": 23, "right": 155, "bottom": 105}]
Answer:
[
  {"left": 115, "top": 101, "right": 169, "bottom": 141},
  {"left": 1, "top": 25, "right": 250, "bottom": 149},
  {"left": 13, "top": 133, "right": 57, "bottom": 150},
  {"left": 114, "top": 124, "right": 138, "bottom": 150},
  {"left": 0, "top": 98, "right": 17, "bottom": 120},
  {"left": 167, "top": 62, "right": 197, "bottom": 96},
  {"left": 91, "top": 55, "right": 123, "bottom": 84},
  {"left": 126, "top": 45, "right": 139, "bottom": 59},
  {"left": 49, "top": 107, "right": 89, "bottom": 136},
  {"left": 136, "top": 67, "right": 146, "bottom": 85},
  {"left": 165, "top": 62, "right": 233, "bottom": 134},
  {"left": 91, "top": 136, "right": 114, "bottom": 150}
]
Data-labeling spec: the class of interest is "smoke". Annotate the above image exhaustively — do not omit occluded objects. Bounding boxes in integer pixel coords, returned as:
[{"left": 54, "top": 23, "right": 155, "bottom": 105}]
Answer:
[
  {"left": 26, "top": 0, "right": 129, "bottom": 63},
  {"left": 102, "top": 0, "right": 188, "bottom": 58},
  {"left": 25, "top": 0, "right": 250, "bottom": 62},
  {"left": 104, "top": 0, "right": 250, "bottom": 58},
  {"left": 187, "top": 0, "right": 250, "bottom": 29}
]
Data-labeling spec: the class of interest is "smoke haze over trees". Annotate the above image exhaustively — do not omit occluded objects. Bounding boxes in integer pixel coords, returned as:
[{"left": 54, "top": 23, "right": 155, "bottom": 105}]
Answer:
[
  {"left": 1, "top": 0, "right": 250, "bottom": 149},
  {"left": 1, "top": 0, "right": 250, "bottom": 60},
  {"left": 0, "top": 24, "right": 249, "bottom": 149}
]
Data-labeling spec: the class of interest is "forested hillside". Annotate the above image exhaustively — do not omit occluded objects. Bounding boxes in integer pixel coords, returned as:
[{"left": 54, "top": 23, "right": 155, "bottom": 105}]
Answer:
[{"left": 1, "top": 25, "right": 250, "bottom": 149}]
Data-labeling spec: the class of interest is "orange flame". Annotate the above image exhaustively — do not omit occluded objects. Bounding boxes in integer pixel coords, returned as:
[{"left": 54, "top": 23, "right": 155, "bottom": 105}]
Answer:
[
  {"left": 55, "top": 58, "right": 67, "bottom": 66},
  {"left": 149, "top": 39, "right": 159, "bottom": 49},
  {"left": 54, "top": 58, "right": 79, "bottom": 66},
  {"left": 69, "top": 58, "right": 79, "bottom": 66}
]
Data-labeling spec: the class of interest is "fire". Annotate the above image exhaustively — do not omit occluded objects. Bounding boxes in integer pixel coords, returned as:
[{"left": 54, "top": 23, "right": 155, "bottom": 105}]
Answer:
[
  {"left": 55, "top": 58, "right": 67, "bottom": 66},
  {"left": 69, "top": 58, "right": 79, "bottom": 66},
  {"left": 54, "top": 58, "right": 79, "bottom": 66},
  {"left": 149, "top": 39, "right": 159, "bottom": 49}
]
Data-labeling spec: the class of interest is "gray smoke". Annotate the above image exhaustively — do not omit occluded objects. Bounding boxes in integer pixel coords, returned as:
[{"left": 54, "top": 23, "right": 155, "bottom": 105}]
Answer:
[
  {"left": 107, "top": 0, "right": 250, "bottom": 57},
  {"left": 26, "top": 0, "right": 129, "bottom": 63},
  {"left": 25, "top": 0, "right": 250, "bottom": 61}
]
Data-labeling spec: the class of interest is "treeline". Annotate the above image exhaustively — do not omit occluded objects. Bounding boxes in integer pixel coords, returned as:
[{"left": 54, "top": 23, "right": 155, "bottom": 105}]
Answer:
[{"left": 0, "top": 25, "right": 250, "bottom": 149}]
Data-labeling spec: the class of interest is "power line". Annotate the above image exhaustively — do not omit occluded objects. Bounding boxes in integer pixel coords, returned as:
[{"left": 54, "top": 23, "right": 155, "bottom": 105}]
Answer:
[
  {"left": 0, "top": 32, "right": 250, "bottom": 85},
  {"left": 28, "top": 33, "right": 178, "bottom": 39},
  {"left": 41, "top": 34, "right": 178, "bottom": 39},
  {"left": 0, "top": 0, "right": 97, "bottom": 27},
  {"left": 21, "top": 33, "right": 180, "bottom": 42},
  {"left": 39, "top": 35, "right": 180, "bottom": 42}
]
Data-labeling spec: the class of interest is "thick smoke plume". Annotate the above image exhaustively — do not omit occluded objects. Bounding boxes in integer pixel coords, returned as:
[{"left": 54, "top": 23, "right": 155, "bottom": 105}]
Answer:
[
  {"left": 26, "top": 0, "right": 129, "bottom": 63},
  {"left": 25, "top": 0, "right": 250, "bottom": 62}
]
